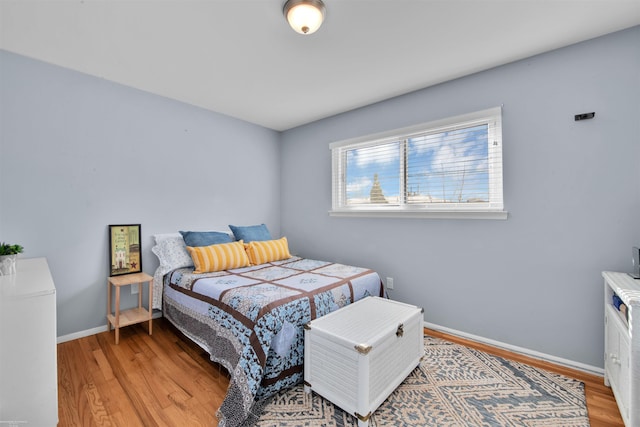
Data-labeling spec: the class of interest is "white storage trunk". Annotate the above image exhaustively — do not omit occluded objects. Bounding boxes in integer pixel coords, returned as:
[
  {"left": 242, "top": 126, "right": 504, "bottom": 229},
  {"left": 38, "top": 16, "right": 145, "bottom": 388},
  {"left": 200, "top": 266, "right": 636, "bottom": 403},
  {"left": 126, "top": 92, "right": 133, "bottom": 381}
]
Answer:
[{"left": 304, "top": 296, "right": 424, "bottom": 427}]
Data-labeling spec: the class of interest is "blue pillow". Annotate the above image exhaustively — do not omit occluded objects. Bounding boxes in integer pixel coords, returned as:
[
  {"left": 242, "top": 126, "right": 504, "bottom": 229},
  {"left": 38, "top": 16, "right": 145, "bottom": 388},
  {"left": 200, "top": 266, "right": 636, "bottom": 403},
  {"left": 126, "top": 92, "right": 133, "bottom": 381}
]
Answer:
[
  {"left": 179, "top": 230, "right": 233, "bottom": 247},
  {"left": 228, "top": 224, "right": 272, "bottom": 243}
]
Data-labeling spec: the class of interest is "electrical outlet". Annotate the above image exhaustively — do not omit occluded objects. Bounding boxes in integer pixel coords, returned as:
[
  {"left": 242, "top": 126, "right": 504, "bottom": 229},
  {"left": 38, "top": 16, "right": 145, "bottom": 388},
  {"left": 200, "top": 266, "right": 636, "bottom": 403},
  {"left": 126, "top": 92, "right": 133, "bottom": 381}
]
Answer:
[
  {"left": 386, "top": 277, "right": 394, "bottom": 290},
  {"left": 131, "top": 283, "right": 139, "bottom": 294}
]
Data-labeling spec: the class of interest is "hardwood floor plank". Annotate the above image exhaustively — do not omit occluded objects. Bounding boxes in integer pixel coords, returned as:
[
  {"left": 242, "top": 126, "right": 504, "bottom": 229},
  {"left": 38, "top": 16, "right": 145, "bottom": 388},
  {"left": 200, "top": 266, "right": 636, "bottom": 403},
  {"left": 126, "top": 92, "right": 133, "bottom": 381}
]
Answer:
[
  {"left": 83, "top": 381, "right": 111, "bottom": 426},
  {"left": 135, "top": 328, "right": 220, "bottom": 414},
  {"left": 57, "top": 341, "right": 84, "bottom": 427},
  {"left": 95, "top": 332, "right": 165, "bottom": 426},
  {"left": 93, "top": 349, "right": 115, "bottom": 381},
  {"left": 57, "top": 319, "right": 624, "bottom": 426},
  {"left": 66, "top": 340, "right": 103, "bottom": 427}
]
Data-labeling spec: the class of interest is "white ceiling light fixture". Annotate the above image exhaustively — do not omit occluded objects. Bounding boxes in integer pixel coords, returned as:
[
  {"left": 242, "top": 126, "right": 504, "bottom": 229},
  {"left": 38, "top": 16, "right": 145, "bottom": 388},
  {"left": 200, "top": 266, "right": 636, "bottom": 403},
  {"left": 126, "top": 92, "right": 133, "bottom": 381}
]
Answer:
[{"left": 283, "top": 0, "right": 326, "bottom": 35}]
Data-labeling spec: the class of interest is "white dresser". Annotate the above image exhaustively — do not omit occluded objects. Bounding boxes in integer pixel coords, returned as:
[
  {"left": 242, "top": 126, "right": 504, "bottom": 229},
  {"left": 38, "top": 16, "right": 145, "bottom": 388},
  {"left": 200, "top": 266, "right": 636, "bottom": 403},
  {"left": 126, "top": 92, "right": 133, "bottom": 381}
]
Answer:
[
  {"left": 0, "top": 257, "right": 58, "bottom": 426},
  {"left": 603, "top": 271, "right": 640, "bottom": 427}
]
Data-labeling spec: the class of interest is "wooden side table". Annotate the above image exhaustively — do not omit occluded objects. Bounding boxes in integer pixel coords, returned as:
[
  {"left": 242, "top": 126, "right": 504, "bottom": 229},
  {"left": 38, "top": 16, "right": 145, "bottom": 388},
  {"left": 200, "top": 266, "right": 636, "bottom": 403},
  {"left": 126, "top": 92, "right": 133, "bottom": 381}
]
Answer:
[{"left": 107, "top": 272, "right": 153, "bottom": 344}]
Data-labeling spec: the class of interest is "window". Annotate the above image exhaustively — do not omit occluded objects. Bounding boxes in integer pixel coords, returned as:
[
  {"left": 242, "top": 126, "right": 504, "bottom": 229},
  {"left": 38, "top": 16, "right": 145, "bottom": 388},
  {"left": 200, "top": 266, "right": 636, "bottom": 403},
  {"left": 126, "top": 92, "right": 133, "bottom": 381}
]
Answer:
[{"left": 330, "top": 107, "right": 506, "bottom": 219}]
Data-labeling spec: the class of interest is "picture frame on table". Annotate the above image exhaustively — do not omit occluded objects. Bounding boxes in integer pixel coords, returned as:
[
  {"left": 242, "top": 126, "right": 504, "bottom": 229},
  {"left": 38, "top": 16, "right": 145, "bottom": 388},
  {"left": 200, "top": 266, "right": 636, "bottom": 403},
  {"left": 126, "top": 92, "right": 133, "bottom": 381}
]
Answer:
[{"left": 108, "top": 224, "right": 142, "bottom": 276}]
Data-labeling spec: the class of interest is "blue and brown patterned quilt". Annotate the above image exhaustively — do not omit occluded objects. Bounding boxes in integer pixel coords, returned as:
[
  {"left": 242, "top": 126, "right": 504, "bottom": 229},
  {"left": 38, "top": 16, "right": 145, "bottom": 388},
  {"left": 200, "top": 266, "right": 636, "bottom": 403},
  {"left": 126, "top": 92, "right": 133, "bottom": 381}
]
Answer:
[{"left": 162, "top": 256, "right": 384, "bottom": 427}]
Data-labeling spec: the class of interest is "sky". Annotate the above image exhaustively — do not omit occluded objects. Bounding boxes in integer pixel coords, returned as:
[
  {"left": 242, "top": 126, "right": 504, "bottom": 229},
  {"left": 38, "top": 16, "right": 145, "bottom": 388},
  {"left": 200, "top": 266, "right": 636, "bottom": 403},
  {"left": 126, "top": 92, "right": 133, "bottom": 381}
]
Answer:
[{"left": 345, "top": 124, "right": 489, "bottom": 204}]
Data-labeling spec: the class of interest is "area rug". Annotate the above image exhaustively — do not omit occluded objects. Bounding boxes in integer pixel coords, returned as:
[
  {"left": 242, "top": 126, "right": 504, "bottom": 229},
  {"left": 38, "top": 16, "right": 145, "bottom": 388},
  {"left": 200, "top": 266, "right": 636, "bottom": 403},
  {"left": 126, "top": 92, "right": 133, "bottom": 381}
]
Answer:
[{"left": 255, "top": 336, "right": 590, "bottom": 427}]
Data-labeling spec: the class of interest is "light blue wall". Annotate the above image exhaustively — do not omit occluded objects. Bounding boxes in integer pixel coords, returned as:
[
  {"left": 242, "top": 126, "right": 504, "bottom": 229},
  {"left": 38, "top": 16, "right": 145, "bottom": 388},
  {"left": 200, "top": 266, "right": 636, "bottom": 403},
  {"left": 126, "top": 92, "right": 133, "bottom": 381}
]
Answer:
[
  {"left": 0, "top": 50, "right": 281, "bottom": 337},
  {"left": 280, "top": 26, "right": 640, "bottom": 368}
]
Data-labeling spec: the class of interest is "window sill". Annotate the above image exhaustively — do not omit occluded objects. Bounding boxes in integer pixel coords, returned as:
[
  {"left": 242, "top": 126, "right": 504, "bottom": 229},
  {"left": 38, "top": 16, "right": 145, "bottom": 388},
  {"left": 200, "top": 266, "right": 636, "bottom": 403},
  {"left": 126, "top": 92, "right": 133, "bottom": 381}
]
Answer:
[{"left": 328, "top": 209, "right": 508, "bottom": 220}]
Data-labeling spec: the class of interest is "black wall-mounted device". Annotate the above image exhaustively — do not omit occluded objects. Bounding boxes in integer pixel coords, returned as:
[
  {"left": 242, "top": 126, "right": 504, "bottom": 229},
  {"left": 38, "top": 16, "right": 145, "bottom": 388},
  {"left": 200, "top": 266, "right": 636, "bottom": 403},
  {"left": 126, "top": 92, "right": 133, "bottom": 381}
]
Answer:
[{"left": 574, "top": 112, "right": 595, "bottom": 121}]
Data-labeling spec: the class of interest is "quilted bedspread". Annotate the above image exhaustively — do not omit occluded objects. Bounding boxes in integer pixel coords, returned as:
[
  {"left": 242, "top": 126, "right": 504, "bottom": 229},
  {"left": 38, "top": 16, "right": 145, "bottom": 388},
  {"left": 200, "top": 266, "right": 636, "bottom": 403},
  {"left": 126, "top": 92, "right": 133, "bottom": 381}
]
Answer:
[{"left": 162, "top": 256, "right": 384, "bottom": 427}]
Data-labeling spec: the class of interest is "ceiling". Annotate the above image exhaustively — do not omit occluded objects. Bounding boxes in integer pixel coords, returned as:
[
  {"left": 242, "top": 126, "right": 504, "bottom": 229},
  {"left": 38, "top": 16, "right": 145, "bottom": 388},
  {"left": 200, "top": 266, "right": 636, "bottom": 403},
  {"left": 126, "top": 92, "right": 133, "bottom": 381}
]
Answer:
[{"left": 1, "top": 0, "right": 639, "bottom": 131}]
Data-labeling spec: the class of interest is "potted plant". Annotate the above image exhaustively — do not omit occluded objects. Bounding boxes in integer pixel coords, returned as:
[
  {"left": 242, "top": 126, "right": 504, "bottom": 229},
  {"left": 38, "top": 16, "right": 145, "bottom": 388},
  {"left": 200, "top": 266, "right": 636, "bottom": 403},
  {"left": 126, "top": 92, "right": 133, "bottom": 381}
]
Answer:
[{"left": 0, "top": 242, "right": 23, "bottom": 276}]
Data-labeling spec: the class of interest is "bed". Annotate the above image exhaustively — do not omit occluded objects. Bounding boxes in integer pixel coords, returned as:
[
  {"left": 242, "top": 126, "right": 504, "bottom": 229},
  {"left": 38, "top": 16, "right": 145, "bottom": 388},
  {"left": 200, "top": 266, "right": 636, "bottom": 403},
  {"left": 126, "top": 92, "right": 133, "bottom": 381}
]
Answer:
[{"left": 151, "top": 229, "right": 385, "bottom": 427}]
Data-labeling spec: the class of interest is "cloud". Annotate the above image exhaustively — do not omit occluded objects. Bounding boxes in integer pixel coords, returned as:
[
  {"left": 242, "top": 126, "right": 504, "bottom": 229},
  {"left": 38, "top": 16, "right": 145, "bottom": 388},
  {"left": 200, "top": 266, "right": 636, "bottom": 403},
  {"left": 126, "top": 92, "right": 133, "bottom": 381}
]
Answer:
[
  {"left": 348, "top": 141, "right": 400, "bottom": 169},
  {"left": 410, "top": 125, "right": 488, "bottom": 174},
  {"left": 346, "top": 175, "right": 373, "bottom": 195}
]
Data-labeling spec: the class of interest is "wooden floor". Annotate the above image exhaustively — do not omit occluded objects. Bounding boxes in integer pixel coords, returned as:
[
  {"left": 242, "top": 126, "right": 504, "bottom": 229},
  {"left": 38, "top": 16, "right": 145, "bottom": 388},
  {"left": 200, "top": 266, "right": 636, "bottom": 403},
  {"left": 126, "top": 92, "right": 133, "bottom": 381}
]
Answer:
[{"left": 57, "top": 318, "right": 624, "bottom": 426}]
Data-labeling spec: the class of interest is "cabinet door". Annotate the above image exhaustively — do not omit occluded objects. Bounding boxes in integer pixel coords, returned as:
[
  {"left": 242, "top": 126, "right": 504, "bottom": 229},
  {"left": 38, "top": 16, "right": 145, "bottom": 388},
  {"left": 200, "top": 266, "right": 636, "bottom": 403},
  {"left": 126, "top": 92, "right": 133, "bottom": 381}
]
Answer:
[
  {"left": 0, "top": 258, "right": 58, "bottom": 425},
  {"left": 605, "top": 306, "right": 621, "bottom": 389},
  {"left": 605, "top": 304, "right": 629, "bottom": 423},
  {"left": 0, "top": 292, "right": 58, "bottom": 425},
  {"left": 618, "top": 331, "right": 630, "bottom": 420}
]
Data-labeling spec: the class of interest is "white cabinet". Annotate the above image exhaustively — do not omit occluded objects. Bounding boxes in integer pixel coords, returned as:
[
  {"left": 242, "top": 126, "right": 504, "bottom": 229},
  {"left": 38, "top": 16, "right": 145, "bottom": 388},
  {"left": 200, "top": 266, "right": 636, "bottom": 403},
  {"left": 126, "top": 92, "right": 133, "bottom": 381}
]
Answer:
[
  {"left": 603, "top": 271, "right": 640, "bottom": 427},
  {"left": 0, "top": 258, "right": 58, "bottom": 426}
]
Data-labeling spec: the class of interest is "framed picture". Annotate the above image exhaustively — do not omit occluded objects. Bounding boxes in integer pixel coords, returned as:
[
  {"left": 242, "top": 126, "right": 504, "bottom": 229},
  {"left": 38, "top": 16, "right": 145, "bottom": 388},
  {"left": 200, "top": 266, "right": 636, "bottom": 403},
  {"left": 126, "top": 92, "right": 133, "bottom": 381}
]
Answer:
[{"left": 109, "top": 224, "right": 142, "bottom": 276}]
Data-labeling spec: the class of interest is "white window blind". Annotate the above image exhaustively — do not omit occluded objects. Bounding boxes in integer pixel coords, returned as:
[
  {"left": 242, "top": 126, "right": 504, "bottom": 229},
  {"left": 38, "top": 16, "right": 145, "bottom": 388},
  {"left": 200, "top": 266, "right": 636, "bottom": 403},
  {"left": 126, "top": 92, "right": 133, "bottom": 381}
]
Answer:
[{"left": 330, "top": 107, "right": 506, "bottom": 219}]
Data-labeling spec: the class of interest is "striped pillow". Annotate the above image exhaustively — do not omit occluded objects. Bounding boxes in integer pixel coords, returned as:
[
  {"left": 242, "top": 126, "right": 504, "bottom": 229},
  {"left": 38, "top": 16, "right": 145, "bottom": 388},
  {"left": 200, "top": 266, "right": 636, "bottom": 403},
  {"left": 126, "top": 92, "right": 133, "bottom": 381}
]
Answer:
[
  {"left": 245, "top": 237, "right": 292, "bottom": 265},
  {"left": 187, "top": 240, "right": 250, "bottom": 273}
]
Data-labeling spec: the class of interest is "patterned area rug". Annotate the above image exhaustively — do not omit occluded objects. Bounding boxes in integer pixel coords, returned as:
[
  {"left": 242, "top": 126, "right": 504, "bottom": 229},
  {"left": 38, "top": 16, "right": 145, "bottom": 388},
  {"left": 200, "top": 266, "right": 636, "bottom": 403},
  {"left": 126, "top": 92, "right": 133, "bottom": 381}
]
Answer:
[{"left": 255, "top": 336, "right": 590, "bottom": 426}]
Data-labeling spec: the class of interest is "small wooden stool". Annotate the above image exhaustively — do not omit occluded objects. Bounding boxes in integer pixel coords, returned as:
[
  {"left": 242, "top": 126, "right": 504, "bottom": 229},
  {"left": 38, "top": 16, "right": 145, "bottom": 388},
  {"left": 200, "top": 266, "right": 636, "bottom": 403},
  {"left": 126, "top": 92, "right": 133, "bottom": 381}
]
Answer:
[{"left": 107, "top": 272, "right": 153, "bottom": 344}]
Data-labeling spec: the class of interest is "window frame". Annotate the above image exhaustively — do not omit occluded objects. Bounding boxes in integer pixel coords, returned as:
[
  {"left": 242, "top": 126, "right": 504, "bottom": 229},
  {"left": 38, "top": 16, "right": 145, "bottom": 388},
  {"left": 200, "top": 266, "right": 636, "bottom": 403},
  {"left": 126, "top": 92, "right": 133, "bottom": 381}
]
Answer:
[{"left": 329, "top": 107, "right": 507, "bottom": 220}]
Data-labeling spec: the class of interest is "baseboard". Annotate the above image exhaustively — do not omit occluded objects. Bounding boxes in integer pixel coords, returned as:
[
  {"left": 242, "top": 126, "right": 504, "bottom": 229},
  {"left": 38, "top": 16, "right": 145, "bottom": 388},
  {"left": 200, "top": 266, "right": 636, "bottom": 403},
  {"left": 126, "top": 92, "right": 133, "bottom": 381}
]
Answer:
[
  {"left": 57, "top": 310, "right": 163, "bottom": 344},
  {"left": 423, "top": 321, "right": 604, "bottom": 377}
]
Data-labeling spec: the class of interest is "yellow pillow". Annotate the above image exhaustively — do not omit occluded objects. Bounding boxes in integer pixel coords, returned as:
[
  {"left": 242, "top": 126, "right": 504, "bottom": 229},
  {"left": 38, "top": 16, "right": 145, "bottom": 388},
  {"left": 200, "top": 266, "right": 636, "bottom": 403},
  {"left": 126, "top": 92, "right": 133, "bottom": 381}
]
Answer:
[
  {"left": 187, "top": 240, "right": 250, "bottom": 273},
  {"left": 245, "top": 237, "right": 291, "bottom": 265}
]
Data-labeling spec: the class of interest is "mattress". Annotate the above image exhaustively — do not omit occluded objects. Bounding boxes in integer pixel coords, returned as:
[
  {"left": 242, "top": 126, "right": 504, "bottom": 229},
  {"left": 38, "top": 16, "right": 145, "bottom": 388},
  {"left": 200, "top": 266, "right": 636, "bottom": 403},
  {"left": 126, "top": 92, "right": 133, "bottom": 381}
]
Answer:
[{"left": 162, "top": 256, "right": 384, "bottom": 427}]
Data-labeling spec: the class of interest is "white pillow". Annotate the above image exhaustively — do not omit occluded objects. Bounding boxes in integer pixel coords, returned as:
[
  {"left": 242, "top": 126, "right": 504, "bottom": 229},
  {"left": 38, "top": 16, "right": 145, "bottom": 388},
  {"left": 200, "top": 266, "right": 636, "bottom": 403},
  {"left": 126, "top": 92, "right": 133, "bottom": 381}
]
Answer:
[
  {"left": 151, "top": 235, "right": 193, "bottom": 274},
  {"left": 153, "top": 232, "right": 183, "bottom": 244}
]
